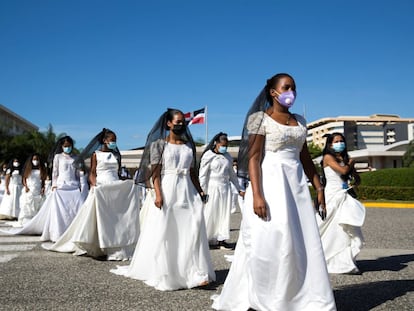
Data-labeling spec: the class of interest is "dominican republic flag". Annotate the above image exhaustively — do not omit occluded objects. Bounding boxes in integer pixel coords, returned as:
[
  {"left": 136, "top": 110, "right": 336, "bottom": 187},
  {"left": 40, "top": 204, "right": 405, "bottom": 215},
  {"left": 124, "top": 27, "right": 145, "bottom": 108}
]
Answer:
[{"left": 184, "top": 108, "right": 205, "bottom": 125}]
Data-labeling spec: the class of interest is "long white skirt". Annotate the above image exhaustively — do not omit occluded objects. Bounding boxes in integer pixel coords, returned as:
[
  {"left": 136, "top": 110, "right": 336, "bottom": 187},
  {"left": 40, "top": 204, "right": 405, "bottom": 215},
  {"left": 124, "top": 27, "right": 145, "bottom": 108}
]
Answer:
[
  {"left": 111, "top": 175, "right": 215, "bottom": 290},
  {"left": 212, "top": 151, "right": 336, "bottom": 311},
  {"left": 204, "top": 179, "right": 233, "bottom": 242},
  {"left": 0, "top": 187, "right": 85, "bottom": 242},
  {"left": 18, "top": 189, "right": 45, "bottom": 225},
  {"left": 317, "top": 188, "right": 365, "bottom": 274},
  {"left": 0, "top": 183, "right": 22, "bottom": 219},
  {"left": 43, "top": 180, "right": 140, "bottom": 261}
]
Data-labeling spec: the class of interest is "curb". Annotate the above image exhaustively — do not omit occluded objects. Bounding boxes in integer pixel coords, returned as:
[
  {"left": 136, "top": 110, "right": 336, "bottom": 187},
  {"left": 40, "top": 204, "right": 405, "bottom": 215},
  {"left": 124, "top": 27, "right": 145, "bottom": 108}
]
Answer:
[{"left": 362, "top": 201, "right": 414, "bottom": 208}]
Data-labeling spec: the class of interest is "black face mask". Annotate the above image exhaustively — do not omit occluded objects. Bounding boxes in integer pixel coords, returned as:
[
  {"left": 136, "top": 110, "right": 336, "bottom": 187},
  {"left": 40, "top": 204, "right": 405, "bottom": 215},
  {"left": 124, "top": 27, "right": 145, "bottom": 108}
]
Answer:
[{"left": 172, "top": 124, "right": 186, "bottom": 135}]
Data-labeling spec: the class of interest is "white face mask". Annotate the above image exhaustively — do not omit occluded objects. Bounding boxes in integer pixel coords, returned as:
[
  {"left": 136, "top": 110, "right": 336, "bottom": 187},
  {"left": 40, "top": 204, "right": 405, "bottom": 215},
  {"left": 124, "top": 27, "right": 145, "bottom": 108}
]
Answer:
[
  {"left": 13, "top": 162, "right": 19, "bottom": 167},
  {"left": 32, "top": 160, "right": 39, "bottom": 166}
]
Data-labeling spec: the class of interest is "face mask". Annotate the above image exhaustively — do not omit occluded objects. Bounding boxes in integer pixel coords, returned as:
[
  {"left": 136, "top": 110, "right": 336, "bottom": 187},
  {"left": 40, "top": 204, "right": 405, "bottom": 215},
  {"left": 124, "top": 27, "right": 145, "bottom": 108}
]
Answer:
[
  {"left": 107, "top": 142, "right": 117, "bottom": 150},
  {"left": 275, "top": 90, "right": 296, "bottom": 108},
  {"left": 332, "top": 142, "right": 346, "bottom": 153},
  {"left": 32, "top": 160, "right": 39, "bottom": 166},
  {"left": 13, "top": 162, "right": 19, "bottom": 167},
  {"left": 63, "top": 146, "right": 72, "bottom": 154},
  {"left": 218, "top": 146, "right": 227, "bottom": 154},
  {"left": 172, "top": 124, "right": 186, "bottom": 135}
]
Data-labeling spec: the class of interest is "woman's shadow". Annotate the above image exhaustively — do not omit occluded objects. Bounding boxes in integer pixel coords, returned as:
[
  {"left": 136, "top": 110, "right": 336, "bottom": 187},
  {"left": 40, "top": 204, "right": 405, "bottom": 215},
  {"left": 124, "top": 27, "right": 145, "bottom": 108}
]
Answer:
[
  {"left": 196, "top": 269, "right": 229, "bottom": 291},
  {"left": 335, "top": 253, "right": 414, "bottom": 310}
]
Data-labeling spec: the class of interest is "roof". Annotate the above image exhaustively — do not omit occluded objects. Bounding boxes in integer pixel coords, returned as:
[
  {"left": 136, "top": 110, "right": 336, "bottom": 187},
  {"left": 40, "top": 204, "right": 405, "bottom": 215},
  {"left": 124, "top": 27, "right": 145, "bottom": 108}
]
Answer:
[
  {"left": 0, "top": 104, "right": 39, "bottom": 131},
  {"left": 307, "top": 114, "right": 414, "bottom": 129}
]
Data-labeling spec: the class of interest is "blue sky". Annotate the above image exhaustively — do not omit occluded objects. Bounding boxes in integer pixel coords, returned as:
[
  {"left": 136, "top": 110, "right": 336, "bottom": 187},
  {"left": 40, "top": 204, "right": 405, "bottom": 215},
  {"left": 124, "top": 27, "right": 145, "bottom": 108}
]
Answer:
[{"left": 1, "top": 0, "right": 413, "bottom": 150}]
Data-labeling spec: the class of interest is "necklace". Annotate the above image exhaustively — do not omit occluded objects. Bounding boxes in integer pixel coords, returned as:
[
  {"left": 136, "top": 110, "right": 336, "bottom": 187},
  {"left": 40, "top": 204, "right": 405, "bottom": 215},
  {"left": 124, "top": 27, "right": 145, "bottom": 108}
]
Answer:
[{"left": 286, "top": 113, "right": 292, "bottom": 125}]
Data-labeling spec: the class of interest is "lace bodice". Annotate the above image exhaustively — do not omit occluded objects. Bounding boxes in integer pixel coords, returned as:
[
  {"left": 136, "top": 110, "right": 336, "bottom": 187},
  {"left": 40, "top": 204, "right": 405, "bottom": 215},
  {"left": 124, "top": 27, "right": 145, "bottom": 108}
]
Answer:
[
  {"left": 52, "top": 153, "right": 80, "bottom": 189},
  {"left": 95, "top": 150, "right": 119, "bottom": 185},
  {"left": 247, "top": 111, "right": 307, "bottom": 153},
  {"left": 6, "top": 169, "right": 23, "bottom": 186},
  {"left": 150, "top": 141, "right": 194, "bottom": 171},
  {"left": 199, "top": 150, "right": 241, "bottom": 191},
  {"left": 25, "top": 170, "right": 42, "bottom": 194}
]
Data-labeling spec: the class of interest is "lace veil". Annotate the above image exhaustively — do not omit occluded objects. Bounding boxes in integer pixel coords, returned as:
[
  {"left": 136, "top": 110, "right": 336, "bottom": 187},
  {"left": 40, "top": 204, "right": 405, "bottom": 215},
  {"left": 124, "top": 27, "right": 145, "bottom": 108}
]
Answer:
[
  {"left": 236, "top": 87, "right": 271, "bottom": 181},
  {"left": 201, "top": 132, "right": 228, "bottom": 158},
  {"left": 135, "top": 108, "right": 197, "bottom": 188}
]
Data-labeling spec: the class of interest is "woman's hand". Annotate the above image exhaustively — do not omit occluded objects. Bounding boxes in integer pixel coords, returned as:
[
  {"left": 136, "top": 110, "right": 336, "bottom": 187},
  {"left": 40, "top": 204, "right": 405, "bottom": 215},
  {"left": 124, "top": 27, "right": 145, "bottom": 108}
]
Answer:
[
  {"left": 253, "top": 195, "right": 267, "bottom": 220},
  {"left": 25, "top": 187, "right": 30, "bottom": 193},
  {"left": 199, "top": 192, "right": 209, "bottom": 203},
  {"left": 239, "top": 191, "right": 245, "bottom": 198},
  {"left": 316, "top": 189, "right": 327, "bottom": 220},
  {"left": 154, "top": 194, "right": 163, "bottom": 209}
]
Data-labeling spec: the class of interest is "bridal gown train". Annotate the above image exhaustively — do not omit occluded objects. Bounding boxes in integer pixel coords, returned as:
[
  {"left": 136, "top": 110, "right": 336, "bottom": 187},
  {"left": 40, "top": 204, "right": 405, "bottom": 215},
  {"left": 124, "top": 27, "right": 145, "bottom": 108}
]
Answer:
[
  {"left": 0, "top": 153, "right": 86, "bottom": 242},
  {"left": 43, "top": 150, "right": 140, "bottom": 261},
  {"left": 111, "top": 141, "right": 215, "bottom": 290},
  {"left": 212, "top": 112, "right": 336, "bottom": 311}
]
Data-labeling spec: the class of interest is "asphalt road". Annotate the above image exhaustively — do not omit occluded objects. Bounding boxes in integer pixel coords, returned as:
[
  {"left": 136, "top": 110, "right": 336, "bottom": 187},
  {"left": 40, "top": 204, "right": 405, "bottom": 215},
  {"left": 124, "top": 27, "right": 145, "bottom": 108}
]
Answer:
[{"left": 0, "top": 206, "right": 413, "bottom": 311}]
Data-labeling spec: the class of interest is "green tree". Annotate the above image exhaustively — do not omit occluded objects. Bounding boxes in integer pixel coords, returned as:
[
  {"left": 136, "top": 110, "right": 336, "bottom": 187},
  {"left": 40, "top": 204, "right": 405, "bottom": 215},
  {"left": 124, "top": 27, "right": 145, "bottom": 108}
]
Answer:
[
  {"left": 0, "top": 124, "right": 66, "bottom": 166},
  {"left": 308, "top": 142, "right": 323, "bottom": 159},
  {"left": 402, "top": 140, "right": 414, "bottom": 168}
]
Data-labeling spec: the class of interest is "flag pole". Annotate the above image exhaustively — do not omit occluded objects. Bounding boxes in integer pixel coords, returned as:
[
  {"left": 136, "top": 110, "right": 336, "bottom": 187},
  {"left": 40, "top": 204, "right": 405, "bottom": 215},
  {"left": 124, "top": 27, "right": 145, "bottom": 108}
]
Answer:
[{"left": 205, "top": 105, "right": 208, "bottom": 145}]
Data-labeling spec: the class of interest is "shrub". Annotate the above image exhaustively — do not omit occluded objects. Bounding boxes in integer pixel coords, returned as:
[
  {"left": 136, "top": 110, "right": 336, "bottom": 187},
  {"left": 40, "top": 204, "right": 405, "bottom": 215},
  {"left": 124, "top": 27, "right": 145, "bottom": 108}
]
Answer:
[
  {"left": 360, "top": 167, "right": 414, "bottom": 187},
  {"left": 310, "top": 167, "right": 414, "bottom": 201}
]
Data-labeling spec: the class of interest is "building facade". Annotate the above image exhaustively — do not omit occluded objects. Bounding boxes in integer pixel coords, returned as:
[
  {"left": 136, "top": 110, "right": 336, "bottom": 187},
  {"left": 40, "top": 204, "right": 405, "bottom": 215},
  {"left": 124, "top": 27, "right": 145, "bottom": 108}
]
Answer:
[
  {"left": 0, "top": 104, "right": 38, "bottom": 135},
  {"left": 308, "top": 114, "right": 414, "bottom": 170}
]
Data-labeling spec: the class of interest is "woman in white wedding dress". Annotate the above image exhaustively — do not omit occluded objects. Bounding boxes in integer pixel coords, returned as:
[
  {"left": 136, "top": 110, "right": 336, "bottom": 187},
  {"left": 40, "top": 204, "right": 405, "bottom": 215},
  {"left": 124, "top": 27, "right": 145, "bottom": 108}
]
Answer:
[
  {"left": 0, "top": 163, "right": 8, "bottom": 205},
  {"left": 0, "top": 158, "right": 23, "bottom": 220},
  {"left": 17, "top": 153, "right": 47, "bottom": 225},
  {"left": 43, "top": 129, "right": 140, "bottom": 261},
  {"left": 317, "top": 132, "right": 365, "bottom": 274},
  {"left": 199, "top": 132, "right": 244, "bottom": 247},
  {"left": 212, "top": 73, "right": 336, "bottom": 310},
  {"left": 111, "top": 109, "right": 215, "bottom": 290},
  {"left": 1, "top": 136, "right": 86, "bottom": 242}
]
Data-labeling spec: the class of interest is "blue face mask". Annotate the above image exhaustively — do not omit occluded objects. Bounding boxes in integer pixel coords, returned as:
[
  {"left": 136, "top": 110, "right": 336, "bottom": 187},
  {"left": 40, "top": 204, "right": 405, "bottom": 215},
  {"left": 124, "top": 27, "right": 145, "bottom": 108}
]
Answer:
[
  {"left": 332, "top": 142, "right": 345, "bottom": 153},
  {"left": 63, "top": 146, "right": 72, "bottom": 154},
  {"left": 218, "top": 146, "right": 227, "bottom": 154},
  {"left": 107, "top": 142, "right": 117, "bottom": 150}
]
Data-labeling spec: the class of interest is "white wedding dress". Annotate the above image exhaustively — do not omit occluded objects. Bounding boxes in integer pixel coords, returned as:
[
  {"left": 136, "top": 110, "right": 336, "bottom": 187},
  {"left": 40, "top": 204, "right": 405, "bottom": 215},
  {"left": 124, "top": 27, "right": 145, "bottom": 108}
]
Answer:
[
  {"left": 1, "top": 153, "right": 86, "bottom": 242},
  {"left": 212, "top": 112, "right": 336, "bottom": 311},
  {"left": 111, "top": 141, "right": 215, "bottom": 290},
  {"left": 43, "top": 150, "right": 141, "bottom": 261},
  {"left": 199, "top": 149, "right": 241, "bottom": 242},
  {"left": 0, "top": 173, "right": 6, "bottom": 205},
  {"left": 0, "top": 170, "right": 23, "bottom": 219},
  {"left": 317, "top": 166, "right": 365, "bottom": 274},
  {"left": 18, "top": 170, "right": 45, "bottom": 225}
]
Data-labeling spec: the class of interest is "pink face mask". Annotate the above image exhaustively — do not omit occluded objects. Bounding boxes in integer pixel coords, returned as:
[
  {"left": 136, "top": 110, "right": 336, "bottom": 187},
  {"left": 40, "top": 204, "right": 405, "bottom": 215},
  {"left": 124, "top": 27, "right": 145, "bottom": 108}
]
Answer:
[{"left": 275, "top": 90, "right": 296, "bottom": 108}]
